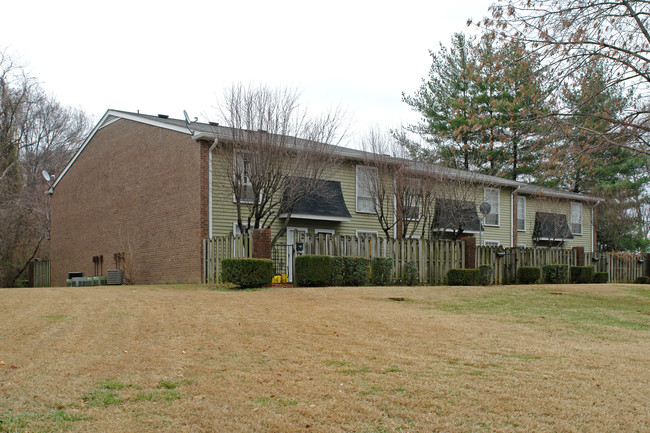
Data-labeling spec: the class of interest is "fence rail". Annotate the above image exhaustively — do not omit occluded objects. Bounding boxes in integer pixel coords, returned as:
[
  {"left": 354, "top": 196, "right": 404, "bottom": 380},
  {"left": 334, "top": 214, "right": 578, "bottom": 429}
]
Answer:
[{"left": 203, "top": 234, "right": 647, "bottom": 285}]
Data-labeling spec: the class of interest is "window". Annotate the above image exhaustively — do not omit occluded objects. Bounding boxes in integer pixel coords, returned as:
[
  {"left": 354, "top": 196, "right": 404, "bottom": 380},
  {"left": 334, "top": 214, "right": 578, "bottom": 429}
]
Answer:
[
  {"left": 233, "top": 222, "right": 249, "bottom": 236},
  {"left": 570, "top": 202, "right": 582, "bottom": 235},
  {"left": 484, "top": 188, "right": 500, "bottom": 226},
  {"left": 356, "top": 230, "right": 378, "bottom": 237},
  {"left": 315, "top": 229, "right": 335, "bottom": 236},
  {"left": 404, "top": 196, "right": 421, "bottom": 221},
  {"left": 483, "top": 240, "right": 500, "bottom": 247},
  {"left": 517, "top": 196, "right": 526, "bottom": 232},
  {"left": 517, "top": 243, "right": 527, "bottom": 249},
  {"left": 398, "top": 176, "right": 421, "bottom": 221},
  {"left": 234, "top": 153, "right": 256, "bottom": 203},
  {"left": 356, "top": 166, "right": 377, "bottom": 213}
]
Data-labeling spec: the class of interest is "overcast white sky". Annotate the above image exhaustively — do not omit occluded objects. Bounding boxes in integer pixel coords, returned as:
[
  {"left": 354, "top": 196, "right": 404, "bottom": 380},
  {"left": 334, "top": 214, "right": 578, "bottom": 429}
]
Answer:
[{"left": 1, "top": 0, "right": 493, "bottom": 147}]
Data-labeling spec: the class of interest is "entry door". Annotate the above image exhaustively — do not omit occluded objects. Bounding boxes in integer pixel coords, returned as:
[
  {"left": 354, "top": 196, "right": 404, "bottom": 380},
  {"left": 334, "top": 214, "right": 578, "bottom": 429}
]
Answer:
[{"left": 286, "top": 227, "right": 307, "bottom": 282}]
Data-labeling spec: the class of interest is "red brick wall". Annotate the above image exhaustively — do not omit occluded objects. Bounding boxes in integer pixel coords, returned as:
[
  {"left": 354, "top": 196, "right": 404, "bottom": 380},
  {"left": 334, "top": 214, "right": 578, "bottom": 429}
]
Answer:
[
  {"left": 252, "top": 229, "right": 272, "bottom": 259},
  {"left": 51, "top": 119, "right": 204, "bottom": 286}
]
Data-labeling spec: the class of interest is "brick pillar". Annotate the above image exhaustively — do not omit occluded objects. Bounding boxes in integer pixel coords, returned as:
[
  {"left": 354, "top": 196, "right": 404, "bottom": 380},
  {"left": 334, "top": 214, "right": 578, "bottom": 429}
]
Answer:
[
  {"left": 573, "top": 246, "right": 585, "bottom": 266},
  {"left": 252, "top": 229, "right": 272, "bottom": 259},
  {"left": 461, "top": 237, "right": 476, "bottom": 269}
]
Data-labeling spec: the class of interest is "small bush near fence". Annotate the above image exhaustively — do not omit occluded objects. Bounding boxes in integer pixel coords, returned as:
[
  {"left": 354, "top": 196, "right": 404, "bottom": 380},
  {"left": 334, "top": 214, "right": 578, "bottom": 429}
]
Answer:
[
  {"left": 221, "top": 259, "right": 273, "bottom": 289},
  {"left": 635, "top": 276, "right": 649, "bottom": 284},
  {"left": 371, "top": 257, "right": 393, "bottom": 286},
  {"left": 448, "top": 268, "right": 480, "bottom": 286},
  {"left": 518, "top": 266, "right": 541, "bottom": 284},
  {"left": 543, "top": 264, "right": 569, "bottom": 284},
  {"left": 344, "top": 257, "right": 371, "bottom": 286},
  {"left": 404, "top": 262, "right": 418, "bottom": 286},
  {"left": 479, "top": 265, "right": 492, "bottom": 286},
  {"left": 593, "top": 272, "right": 609, "bottom": 283},
  {"left": 330, "top": 257, "right": 345, "bottom": 286},
  {"left": 570, "top": 266, "right": 594, "bottom": 283},
  {"left": 295, "top": 255, "right": 331, "bottom": 287}
]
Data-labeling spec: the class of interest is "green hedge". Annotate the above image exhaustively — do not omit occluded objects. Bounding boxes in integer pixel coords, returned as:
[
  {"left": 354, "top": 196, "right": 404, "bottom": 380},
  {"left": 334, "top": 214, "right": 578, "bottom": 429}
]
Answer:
[
  {"left": 371, "top": 257, "right": 393, "bottom": 286},
  {"left": 593, "top": 272, "right": 608, "bottom": 283},
  {"left": 344, "top": 257, "right": 371, "bottom": 286},
  {"left": 404, "top": 262, "right": 418, "bottom": 286},
  {"left": 221, "top": 258, "right": 273, "bottom": 288},
  {"left": 447, "top": 268, "right": 480, "bottom": 286},
  {"left": 294, "top": 255, "right": 331, "bottom": 287},
  {"left": 542, "top": 264, "right": 569, "bottom": 284},
  {"left": 330, "top": 256, "right": 345, "bottom": 286},
  {"left": 518, "top": 266, "right": 541, "bottom": 284},
  {"left": 479, "top": 265, "right": 492, "bottom": 286},
  {"left": 570, "top": 266, "right": 594, "bottom": 284},
  {"left": 635, "top": 276, "right": 649, "bottom": 284}
]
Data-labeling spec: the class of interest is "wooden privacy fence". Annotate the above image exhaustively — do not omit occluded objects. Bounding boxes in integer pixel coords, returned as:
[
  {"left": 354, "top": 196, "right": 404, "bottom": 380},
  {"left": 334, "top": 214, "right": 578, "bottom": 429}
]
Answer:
[
  {"left": 293, "top": 233, "right": 465, "bottom": 285},
  {"left": 204, "top": 233, "right": 647, "bottom": 285},
  {"left": 477, "top": 247, "right": 647, "bottom": 284},
  {"left": 203, "top": 235, "right": 252, "bottom": 284}
]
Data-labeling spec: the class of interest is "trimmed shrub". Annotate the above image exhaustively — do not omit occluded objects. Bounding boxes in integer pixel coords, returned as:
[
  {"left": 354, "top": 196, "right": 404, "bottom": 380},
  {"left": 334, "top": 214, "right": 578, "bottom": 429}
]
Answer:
[
  {"left": 220, "top": 258, "right": 273, "bottom": 289},
  {"left": 479, "top": 265, "right": 493, "bottom": 286},
  {"left": 330, "top": 256, "right": 345, "bottom": 286},
  {"left": 294, "top": 255, "right": 331, "bottom": 287},
  {"left": 635, "top": 276, "right": 649, "bottom": 284},
  {"left": 343, "top": 257, "right": 371, "bottom": 286},
  {"left": 542, "top": 264, "right": 569, "bottom": 284},
  {"left": 371, "top": 257, "right": 393, "bottom": 286},
  {"left": 593, "top": 272, "right": 609, "bottom": 283},
  {"left": 570, "top": 266, "right": 594, "bottom": 284},
  {"left": 518, "top": 266, "right": 541, "bottom": 284},
  {"left": 404, "top": 262, "right": 418, "bottom": 286},
  {"left": 447, "top": 268, "right": 480, "bottom": 286}
]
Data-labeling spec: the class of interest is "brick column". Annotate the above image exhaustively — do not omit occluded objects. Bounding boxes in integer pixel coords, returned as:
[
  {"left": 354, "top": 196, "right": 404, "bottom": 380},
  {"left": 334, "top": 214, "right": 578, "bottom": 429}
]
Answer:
[
  {"left": 572, "top": 246, "right": 585, "bottom": 266},
  {"left": 252, "top": 229, "right": 272, "bottom": 259},
  {"left": 461, "top": 237, "right": 476, "bottom": 269}
]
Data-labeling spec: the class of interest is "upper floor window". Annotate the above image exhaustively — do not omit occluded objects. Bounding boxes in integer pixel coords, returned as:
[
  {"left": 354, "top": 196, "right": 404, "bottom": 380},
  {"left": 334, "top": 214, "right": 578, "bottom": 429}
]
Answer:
[
  {"left": 484, "top": 188, "right": 500, "bottom": 226},
  {"left": 517, "top": 196, "right": 526, "bottom": 232},
  {"left": 234, "top": 152, "right": 256, "bottom": 203},
  {"left": 570, "top": 202, "right": 582, "bottom": 235},
  {"left": 356, "top": 165, "right": 377, "bottom": 213}
]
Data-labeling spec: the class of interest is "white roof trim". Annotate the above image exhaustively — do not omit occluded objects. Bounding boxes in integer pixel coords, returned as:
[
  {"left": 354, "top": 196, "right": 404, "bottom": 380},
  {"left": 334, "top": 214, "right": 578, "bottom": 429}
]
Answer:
[
  {"left": 279, "top": 213, "right": 351, "bottom": 222},
  {"left": 51, "top": 110, "right": 192, "bottom": 191}
]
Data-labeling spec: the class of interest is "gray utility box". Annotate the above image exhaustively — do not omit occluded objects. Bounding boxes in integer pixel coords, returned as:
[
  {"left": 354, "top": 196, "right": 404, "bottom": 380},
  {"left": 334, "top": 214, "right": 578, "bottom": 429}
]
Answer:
[{"left": 107, "top": 269, "right": 123, "bottom": 285}]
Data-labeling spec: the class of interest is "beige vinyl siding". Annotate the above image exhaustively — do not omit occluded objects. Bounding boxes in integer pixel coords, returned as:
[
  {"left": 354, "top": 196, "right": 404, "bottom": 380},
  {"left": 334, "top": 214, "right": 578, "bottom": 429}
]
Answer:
[
  {"left": 210, "top": 155, "right": 390, "bottom": 242},
  {"left": 480, "top": 188, "right": 511, "bottom": 247},
  {"left": 516, "top": 195, "right": 594, "bottom": 252}
]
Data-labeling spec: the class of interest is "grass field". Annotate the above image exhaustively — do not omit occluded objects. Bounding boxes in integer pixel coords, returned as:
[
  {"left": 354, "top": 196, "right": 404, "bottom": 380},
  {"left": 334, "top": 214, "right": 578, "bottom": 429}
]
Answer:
[{"left": 1, "top": 283, "right": 649, "bottom": 432}]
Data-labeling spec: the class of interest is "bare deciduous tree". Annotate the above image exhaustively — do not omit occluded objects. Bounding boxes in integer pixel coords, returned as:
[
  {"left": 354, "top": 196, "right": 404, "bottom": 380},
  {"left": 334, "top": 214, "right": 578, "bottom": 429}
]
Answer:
[
  {"left": 0, "top": 49, "right": 91, "bottom": 287},
  {"left": 483, "top": 0, "right": 650, "bottom": 153},
  {"left": 214, "top": 84, "right": 347, "bottom": 246}
]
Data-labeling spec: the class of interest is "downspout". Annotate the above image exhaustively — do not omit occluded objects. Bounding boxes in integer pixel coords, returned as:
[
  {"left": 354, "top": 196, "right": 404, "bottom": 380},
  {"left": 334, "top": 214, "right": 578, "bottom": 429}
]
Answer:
[
  {"left": 591, "top": 200, "right": 602, "bottom": 253},
  {"left": 208, "top": 138, "right": 219, "bottom": 238},
  {"left": 510, "top": 186, "right": 521, "bottom": 248}
]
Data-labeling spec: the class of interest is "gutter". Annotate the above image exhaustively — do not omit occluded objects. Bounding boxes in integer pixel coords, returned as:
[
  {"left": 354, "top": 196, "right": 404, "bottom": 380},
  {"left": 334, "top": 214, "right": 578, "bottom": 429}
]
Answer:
[{"left": 510, "top": 186, "right": 521, "bottom": 248}]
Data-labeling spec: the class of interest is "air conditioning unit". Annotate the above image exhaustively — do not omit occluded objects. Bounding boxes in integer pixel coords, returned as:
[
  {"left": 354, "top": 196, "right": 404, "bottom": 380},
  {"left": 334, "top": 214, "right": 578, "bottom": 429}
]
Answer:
[{"left": 107, "top": 269, "right": 123, "bottom": 285}]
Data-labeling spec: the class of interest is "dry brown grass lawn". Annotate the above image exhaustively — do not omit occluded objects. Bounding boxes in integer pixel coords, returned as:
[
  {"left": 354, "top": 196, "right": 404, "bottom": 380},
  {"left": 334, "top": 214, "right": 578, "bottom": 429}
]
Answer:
[{"left": 0, "top": 283, "right": 648, "bottom": 432}]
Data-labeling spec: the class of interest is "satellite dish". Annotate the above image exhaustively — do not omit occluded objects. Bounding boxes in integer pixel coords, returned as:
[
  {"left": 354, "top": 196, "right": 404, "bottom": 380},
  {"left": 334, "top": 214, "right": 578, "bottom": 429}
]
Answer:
[
  {"left": 42, "top": 170, "right": 51, "bottom": 182},
  {"left": 183, "top": 110, "right": 190, "bottom": 123},
  {"left": 479, "top": 202, "right": 491, "bottom": 216}
]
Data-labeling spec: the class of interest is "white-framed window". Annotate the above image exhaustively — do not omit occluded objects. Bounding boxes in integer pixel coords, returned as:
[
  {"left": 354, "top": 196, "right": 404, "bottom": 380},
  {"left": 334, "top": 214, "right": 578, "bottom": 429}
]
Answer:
[
  {"left": 484, "top": 188, "right": 500, "bottom": 226},
  {"left": 356, "top": 230, "right": 378, "bottom": 238},
  {"left": 356, "top": 165, "right": 377, "bottom": 213},
  {"left": 315, "top": 229, "right": 335, "bottom": 236},
  {"left": 517, "top": 196, "right": 526, "bottom": 232},
  {"left": 570, "top": 202, "right": 582, "bottom": 235},
  {"left": 403, "top": 196, "right": 421, "bottom": 221},
  {"left": 517, "top": 243, "right": 527, "bottom": 249},
  {"left": 233, "top": 152, "right": 256, "bottom": 204},
  {"left": 483, "top": 240, "right": 500, "bottom": 247},
  {"left": 233, "top": 222, "right": 249, "bottom": 236}
]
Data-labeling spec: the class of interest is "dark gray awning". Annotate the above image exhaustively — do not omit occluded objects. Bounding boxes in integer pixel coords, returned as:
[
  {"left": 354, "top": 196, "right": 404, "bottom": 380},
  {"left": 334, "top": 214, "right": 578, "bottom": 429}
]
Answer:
[
  {"left": 533, "top": 212, "right": 574, "bottom": 241},
  {"left": 431, "top": 199, "right": 483, "bottom": 233},
  {"left": 281, "top": 180, "right": 351, "bottom": 222}
]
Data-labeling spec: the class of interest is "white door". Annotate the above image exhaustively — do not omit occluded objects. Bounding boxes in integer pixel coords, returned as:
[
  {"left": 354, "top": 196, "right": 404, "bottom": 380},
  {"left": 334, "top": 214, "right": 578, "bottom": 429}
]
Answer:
[{"left": 286, "top": 227, "right": 307, "bottom": 282}]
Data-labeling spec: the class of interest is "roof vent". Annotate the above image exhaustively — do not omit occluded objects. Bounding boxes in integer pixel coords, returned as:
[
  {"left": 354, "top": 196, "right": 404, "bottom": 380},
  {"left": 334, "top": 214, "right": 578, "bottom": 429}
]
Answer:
[
  {"left": 157, "top": 114, "right": 169, "bottom": 119},
  {"left": 209, "top": 121, "right": 219, "bottom": 126}
]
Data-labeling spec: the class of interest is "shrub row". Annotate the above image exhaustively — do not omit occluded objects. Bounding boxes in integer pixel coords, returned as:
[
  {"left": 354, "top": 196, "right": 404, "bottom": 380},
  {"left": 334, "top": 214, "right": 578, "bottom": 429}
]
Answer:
[
  {"left": 447, "top": 268, "right": 480, "bottom": 286},
  {"left": 518, "top": 266, "right": 541, "bottom": 284},
  {"left": 295, "top": 255, "right": 393, "bottom": 287},
  {"left": 220, "top": 258, "right": 274, "bottom": 289},
  {"left": 542, "top": 264, "right": 569, "bottom": 283},
  {"left": 570, "top": 266, "right": 594, "bottom": 283}
]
